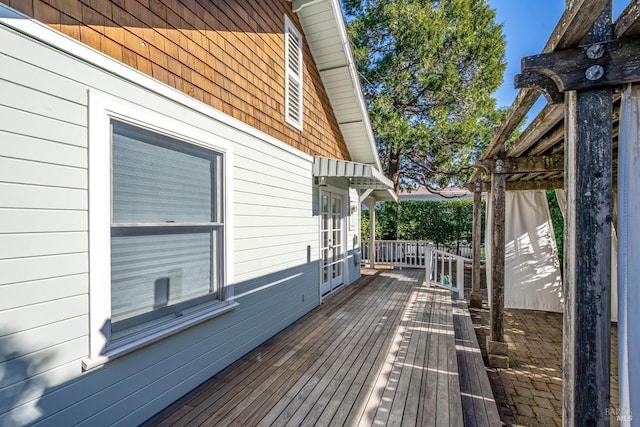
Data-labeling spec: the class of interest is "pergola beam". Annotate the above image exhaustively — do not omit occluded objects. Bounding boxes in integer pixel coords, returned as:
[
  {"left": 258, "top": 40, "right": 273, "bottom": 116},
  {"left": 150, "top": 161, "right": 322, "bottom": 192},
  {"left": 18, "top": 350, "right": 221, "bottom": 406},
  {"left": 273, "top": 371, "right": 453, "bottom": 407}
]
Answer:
[
  {"left": 529, "top": 126, "right": 565, "bottom": 156},
  {"left": 614, "top": 0, "right": 640, "bottom": 39},
  {"left": 476, "top": 154, "right": 564, "bottom": 174},
  {"left": 507, "top": 104, "right": 564, "bottom": 157},
  {"left": 519, "top": 35, "right": 640, "bottom": 93},
  {"left": 468, "top": 179, "right": 564, "bottom": 193},
  {"left": 546, "top": 0, "right": 609, "bottom": 50},
  {"left": 469, "top": 0, "right": 609, "bottom": 177}
]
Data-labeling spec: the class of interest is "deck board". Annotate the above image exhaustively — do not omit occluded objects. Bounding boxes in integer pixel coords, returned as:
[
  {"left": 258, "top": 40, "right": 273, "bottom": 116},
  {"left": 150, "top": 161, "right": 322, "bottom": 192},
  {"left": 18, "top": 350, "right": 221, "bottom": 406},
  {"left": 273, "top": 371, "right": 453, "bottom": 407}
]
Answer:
[
  {"left": 452, "top": 300, "right": 501, "bottom": 427},
  {"left": 145, "top": 270, "right": 480, "bottom": 427}
]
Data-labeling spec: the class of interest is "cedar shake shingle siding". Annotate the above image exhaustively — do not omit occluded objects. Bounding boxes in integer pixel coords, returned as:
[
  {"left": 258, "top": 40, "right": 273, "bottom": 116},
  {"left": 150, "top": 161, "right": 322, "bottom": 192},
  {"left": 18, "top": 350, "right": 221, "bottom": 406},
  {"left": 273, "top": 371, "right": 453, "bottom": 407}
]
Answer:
[{"left": 2, "top": 0, "right": 351, "bottom": 160}]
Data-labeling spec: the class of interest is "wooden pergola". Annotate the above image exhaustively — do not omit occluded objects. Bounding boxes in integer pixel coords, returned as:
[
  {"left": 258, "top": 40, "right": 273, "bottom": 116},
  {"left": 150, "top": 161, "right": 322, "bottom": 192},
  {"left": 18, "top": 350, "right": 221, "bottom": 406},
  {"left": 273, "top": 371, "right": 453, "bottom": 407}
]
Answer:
[{"left": 467, "top": 1, "right": 640, "bottom": 425}]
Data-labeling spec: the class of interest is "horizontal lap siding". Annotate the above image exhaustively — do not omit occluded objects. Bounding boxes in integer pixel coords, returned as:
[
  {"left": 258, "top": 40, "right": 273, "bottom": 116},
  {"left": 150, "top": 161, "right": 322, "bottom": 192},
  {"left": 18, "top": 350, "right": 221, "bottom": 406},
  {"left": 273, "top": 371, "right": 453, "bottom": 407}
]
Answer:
[
  {"left": 0, "top": 24, "right": 91, "bottom": 427},
  {"left": 1, "top": 0, "right": 351, "bottom": 160},
  {"left": 0, "top": 15, "right": 320, "bottom": 427}
]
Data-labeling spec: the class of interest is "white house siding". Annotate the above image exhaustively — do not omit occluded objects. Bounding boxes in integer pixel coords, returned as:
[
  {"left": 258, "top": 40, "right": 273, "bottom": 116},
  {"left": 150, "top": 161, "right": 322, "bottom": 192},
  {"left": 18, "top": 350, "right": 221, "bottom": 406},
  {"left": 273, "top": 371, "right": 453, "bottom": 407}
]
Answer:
[{"left": 0, "top": 21, "right": 326, "bottom": 426}]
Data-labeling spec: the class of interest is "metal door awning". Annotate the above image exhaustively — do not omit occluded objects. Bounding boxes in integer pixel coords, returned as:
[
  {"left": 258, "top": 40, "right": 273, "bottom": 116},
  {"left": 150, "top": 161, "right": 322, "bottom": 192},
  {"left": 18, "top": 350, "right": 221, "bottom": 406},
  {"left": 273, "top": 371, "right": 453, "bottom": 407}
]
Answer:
[
  {"left": 313, "top": 157, "right": 397, "bottom": 202},
  {"left": 313, "top": 157, "right": 392, "bottom": 190}
]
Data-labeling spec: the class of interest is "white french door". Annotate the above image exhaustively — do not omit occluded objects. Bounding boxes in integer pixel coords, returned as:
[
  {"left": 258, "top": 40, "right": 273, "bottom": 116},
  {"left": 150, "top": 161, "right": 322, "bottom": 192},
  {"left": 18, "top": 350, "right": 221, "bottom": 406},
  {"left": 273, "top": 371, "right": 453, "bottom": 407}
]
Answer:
[{"left": 320, "top": 192, "right": 345, "bottom": 296}]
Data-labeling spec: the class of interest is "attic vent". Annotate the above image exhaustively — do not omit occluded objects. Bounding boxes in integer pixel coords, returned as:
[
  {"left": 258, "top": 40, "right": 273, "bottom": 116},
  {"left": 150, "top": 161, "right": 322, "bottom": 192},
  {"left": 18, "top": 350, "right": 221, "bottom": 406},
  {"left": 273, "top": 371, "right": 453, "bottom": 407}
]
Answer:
[{"left": 284, "top": 16, "right": 303, "bottom": 130}]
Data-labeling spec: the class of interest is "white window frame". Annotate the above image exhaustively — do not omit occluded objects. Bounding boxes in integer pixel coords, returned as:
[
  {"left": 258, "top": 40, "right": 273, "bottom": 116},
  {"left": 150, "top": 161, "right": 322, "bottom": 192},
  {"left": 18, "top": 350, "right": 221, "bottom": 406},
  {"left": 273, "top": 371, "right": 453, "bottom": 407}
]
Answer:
[
  {"left": 84, "top": 91, "right": 236, "bottom": 370},
  {"left": 284, "top": 15, "right": 304, "bottom": 130}
]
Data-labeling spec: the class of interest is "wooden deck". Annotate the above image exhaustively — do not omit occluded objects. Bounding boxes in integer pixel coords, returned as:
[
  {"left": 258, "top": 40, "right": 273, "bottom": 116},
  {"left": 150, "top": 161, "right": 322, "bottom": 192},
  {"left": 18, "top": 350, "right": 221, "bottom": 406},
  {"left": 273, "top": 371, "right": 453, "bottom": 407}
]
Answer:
[
  {"left": 452, "top": 300, "right": 501, "bottom": 427},
  {"left": 145, "top": 269, "right": 496, "bottom": 426}
]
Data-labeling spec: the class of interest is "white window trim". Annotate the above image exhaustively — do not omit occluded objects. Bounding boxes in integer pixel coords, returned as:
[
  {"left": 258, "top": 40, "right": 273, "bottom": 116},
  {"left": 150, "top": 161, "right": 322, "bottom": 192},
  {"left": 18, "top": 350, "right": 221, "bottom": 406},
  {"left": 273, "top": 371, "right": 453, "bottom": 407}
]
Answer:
[
  {"left": 84, "top": 90, "right": 235, "bottom": 371},
  {"left": 284, "top": 15, "right": 304, "bottom": 131}
]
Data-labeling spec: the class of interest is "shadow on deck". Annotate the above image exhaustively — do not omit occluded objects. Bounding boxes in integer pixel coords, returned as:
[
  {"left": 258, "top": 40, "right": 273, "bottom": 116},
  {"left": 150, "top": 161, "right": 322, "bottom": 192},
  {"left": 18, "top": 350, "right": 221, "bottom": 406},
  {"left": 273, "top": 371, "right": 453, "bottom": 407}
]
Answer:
[{"left": 144, "top": 269, "right": 498, "bottom": 426}]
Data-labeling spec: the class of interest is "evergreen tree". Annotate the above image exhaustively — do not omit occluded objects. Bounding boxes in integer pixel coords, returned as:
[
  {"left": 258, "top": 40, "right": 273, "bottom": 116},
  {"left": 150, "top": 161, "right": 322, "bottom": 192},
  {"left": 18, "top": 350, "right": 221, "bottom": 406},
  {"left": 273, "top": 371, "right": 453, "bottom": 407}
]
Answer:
[{"left": 344, "top": 0, "right": 506, "bottom": 193}]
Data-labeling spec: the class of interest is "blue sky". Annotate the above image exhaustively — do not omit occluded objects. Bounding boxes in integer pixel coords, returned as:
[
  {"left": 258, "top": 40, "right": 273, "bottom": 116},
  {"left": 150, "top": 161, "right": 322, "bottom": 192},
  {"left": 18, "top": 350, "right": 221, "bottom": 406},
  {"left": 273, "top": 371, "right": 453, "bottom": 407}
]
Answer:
[{"left": 488, "top": 0, "right": 629, "bottom": 117}]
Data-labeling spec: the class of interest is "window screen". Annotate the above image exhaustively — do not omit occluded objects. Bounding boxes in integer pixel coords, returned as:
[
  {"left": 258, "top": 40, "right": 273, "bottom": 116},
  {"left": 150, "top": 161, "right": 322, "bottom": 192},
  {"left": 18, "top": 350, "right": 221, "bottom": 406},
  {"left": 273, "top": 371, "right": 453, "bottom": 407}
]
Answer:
[{"left": 110, "top": 121, "right": 223, "bottom": 335}]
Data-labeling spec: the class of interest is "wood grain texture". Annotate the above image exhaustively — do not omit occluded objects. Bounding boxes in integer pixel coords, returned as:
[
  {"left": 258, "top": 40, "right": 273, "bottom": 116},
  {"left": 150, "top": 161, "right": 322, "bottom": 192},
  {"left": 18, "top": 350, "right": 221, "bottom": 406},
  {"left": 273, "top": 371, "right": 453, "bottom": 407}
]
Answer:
[
  {"left": 506, "top": 103, "right": 564, "bottom": 157},
  {"left": 452, "top": 300, "right": 501, "bottom": 427},
  {"left": 144, "top": 270, "right": 473, "bottom": 427},
  {"left": 562, "top": 8, "right": 613, "bottom": 426},
  {"left": 521, "top": 35, "right": 640, "bottom": 92},
  {"left": 471, "top": 185, "right": 482, "bottom": 298},
  {"left": 563, "top": 87, "right": 613, "bottom": 426},
  {"left": 490, "top": 171, "right": 506, "bottom": 343}
]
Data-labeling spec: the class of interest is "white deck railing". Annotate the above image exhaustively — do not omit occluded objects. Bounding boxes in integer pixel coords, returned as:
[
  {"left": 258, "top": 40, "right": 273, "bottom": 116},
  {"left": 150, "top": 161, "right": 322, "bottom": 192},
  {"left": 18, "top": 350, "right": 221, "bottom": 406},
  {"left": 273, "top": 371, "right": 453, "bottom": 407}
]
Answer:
[{"left": 362, "top": 240, "right": 468, "bottom": 298}]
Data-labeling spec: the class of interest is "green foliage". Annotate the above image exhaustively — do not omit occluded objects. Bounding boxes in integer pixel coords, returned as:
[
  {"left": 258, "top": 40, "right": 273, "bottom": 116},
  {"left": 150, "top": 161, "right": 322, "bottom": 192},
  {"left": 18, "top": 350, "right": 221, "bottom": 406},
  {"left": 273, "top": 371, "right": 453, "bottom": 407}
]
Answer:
[
  {"left": 361, "top": 208, "right": 370, "bottom": 240},
  {"left": 344, "top": 0, "right": 506, "bottom": 191},
  {"left": 362, "top": 199, "right": 485, "bottom": 243},
  {"left": 546, "top": 190, "right": 564, "bottom": 267}
]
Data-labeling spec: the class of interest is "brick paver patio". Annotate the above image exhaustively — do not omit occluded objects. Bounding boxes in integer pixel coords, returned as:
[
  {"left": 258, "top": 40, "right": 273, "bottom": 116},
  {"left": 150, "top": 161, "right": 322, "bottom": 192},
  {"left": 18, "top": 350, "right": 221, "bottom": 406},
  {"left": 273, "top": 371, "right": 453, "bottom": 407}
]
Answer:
[{"left": 469, "top": 305, "right": 619, "bottom": 426}]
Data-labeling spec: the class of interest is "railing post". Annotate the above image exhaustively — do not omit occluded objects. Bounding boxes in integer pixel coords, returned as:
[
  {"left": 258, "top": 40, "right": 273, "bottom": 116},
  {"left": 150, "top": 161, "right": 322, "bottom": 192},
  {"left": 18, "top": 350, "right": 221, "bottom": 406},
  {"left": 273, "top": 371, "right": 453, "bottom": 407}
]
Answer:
[
  {"left": 456, "top": 256, "right": 464, "bottom": 298},
  {"left": 426, "top": 247, "right": 432, "bottom": 283},
  {"left": 366, "top": 199, "right": 376, "bottom": 269}
]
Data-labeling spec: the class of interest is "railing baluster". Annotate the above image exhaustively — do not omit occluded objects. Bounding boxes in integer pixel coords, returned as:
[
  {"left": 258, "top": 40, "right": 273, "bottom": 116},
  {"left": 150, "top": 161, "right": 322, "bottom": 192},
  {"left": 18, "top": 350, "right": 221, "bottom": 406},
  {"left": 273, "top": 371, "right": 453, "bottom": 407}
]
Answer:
[{"left": 370, "top": 241, "right": 473, "bottom": 298}]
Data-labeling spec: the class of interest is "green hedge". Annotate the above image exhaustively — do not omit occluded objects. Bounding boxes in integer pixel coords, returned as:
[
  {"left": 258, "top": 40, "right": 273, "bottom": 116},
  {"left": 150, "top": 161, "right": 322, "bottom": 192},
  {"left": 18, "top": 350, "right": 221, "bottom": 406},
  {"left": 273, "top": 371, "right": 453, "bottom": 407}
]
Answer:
[
  {"left": 546, "top": 190, "right": 564, "bottom": 267},
  {"left": 361, "top": 199, "right": 485, "bottom": 244}
]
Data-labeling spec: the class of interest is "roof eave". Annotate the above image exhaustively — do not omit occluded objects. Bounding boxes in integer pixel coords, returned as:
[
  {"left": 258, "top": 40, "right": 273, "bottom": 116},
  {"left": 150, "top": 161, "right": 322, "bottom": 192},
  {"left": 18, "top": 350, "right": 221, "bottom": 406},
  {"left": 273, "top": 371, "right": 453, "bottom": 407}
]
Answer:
[{"left": 292, "top": 0, "right": 382, "bottom": 173}]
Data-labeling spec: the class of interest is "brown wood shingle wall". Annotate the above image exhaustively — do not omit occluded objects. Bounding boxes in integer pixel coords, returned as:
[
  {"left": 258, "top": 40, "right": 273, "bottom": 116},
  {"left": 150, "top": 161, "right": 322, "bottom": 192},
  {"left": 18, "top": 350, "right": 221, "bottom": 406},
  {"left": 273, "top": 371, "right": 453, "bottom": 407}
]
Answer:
[{"left": 2, "top": 0, "right": 351, "bottom": 160}]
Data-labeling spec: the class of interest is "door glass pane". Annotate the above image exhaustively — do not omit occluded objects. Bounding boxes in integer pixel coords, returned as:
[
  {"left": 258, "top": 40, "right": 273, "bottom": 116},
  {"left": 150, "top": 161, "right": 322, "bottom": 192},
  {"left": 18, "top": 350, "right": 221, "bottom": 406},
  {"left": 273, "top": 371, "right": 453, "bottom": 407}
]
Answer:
[
  {"left": 332, "top": 215, "right": 339, "bottom": 230},
  {"left": 333, "top": 246, "right": 342, "bottom": 259}
]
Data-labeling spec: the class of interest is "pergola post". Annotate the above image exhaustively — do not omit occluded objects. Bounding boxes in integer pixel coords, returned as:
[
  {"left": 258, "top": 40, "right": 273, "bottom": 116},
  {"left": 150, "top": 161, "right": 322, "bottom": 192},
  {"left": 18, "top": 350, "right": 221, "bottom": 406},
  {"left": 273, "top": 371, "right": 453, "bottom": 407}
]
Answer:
[
  {"left": 487, "top": 160, "right": 508, "bottom": 368},
  {"left": 469, "top": 178, "right": 483, "bottom": 308},
  {"left": 562, "top": 9, "right": 613, "bottom": 424}
]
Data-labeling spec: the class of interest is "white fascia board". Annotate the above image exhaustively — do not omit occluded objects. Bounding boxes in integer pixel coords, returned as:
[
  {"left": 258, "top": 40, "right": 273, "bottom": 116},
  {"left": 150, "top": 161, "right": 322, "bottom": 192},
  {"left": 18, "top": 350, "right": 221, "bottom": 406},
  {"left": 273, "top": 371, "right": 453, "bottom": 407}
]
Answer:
[
  {"left": 326, "top": 0, "right": 381, "bottom": 170},
  {"left": 295, "top": 0, "right": 383, "bottom": 171}
]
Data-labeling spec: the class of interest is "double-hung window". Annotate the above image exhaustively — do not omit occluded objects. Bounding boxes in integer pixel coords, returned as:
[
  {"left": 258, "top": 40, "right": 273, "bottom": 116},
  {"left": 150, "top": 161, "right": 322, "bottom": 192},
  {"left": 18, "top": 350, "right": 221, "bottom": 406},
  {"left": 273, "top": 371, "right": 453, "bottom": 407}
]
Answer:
[
  {"left": 284, "top": 16, "right": 303, "bottom": 130},
  {"left": 110, "top": 121, "right": 224, "bottom": 340},
  {"left": 86, "top": 92, "right": 234, "bottom": 370}
]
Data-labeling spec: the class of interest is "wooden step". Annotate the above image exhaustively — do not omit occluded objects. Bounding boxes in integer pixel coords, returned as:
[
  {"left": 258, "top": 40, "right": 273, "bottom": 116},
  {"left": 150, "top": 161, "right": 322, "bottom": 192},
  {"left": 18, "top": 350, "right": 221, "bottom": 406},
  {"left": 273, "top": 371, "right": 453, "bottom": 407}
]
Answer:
[{"left": 452, "top": 299, "right": 502, "bottom": 427}]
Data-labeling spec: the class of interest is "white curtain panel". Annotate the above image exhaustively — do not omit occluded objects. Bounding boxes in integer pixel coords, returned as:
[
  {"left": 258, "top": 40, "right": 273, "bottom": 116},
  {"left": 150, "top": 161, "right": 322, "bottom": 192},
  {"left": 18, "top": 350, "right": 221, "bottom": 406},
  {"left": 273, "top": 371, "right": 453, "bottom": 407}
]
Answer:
[
  {"left": 486, "top": 190, "right": 563, "bottom": 312},
  {"left": 617, "top": 83, "right": 640, "bottom": 427}
]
